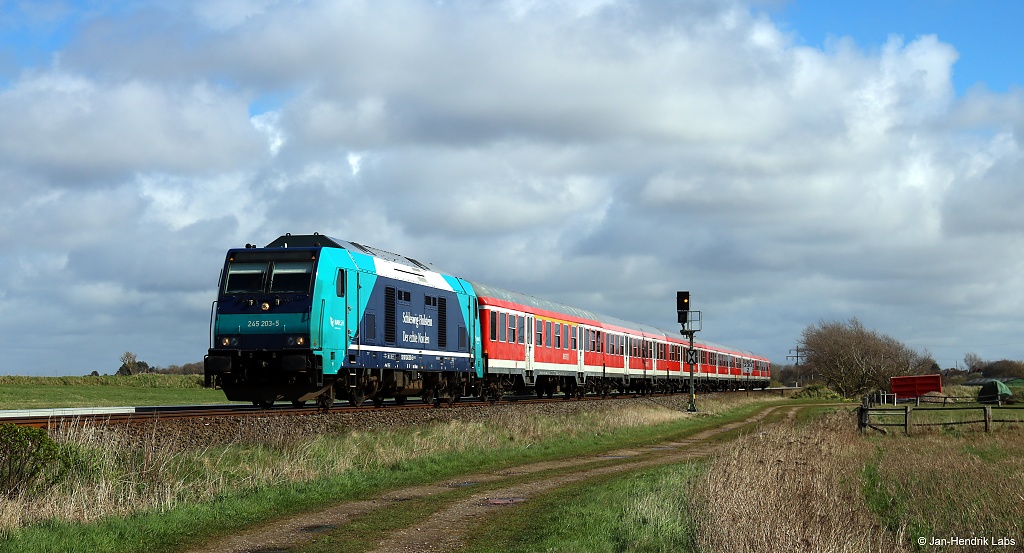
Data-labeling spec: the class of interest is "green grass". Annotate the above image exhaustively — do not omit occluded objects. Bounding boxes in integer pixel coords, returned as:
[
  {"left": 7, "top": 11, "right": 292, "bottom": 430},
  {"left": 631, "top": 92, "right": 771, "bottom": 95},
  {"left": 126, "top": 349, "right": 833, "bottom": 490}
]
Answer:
[
  {"left": 1, "top": 399, "right": 784, "bottom": 553},
  {"left": 0, "top": 375, "right": 233, "bottom": 409},
  {"left": 461, "top": 462, "right": 706, "bottom": 553},
  {"left": 0, "top": 384, "right": 232, "bottom": 410}
]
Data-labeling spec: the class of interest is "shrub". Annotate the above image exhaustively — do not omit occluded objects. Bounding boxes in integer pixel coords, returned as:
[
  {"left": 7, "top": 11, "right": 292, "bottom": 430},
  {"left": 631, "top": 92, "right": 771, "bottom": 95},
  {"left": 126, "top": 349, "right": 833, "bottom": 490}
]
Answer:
[
  {"left": 792, "top": 384, "right": 844, "bottom": 400},
  {"left": 0, "top": 424, "right": 68, "bottom": 499}
]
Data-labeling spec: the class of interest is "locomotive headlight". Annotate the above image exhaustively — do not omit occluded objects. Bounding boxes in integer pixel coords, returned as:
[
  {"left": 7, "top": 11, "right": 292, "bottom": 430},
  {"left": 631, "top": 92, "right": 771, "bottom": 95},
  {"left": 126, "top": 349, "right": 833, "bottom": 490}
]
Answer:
[
  {"left": 260, "top": 302, "right": 271, "bottom": 311},
  {"left": 296, "top": 336, "right": 306, "bottom": 346},
  {"left": 219, "top": 337, "right": 239, "bottom": 347}
]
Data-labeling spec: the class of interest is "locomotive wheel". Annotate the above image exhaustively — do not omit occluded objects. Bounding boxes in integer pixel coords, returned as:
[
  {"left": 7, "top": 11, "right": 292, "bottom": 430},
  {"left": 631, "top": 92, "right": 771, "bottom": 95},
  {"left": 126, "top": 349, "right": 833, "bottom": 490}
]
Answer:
[
  {"left": 347, "top": 390, "right": 366, "bottom": 407},
  {"left": 317, "top": 386, "right": 335, "bottom": 410}
]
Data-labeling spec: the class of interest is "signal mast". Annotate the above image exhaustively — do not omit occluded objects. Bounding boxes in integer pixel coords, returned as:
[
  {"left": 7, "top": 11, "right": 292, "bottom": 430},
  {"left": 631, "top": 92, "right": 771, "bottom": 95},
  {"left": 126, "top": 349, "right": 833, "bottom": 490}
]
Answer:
[{"left": 677, "top": 291, "right": 701, "bottom": 412}]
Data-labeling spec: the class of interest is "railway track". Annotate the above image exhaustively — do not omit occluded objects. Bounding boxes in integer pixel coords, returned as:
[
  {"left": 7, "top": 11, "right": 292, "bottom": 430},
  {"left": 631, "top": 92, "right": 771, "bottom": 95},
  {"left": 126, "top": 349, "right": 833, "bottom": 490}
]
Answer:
[{"left": 0, "top": 387, "right": 798, "bottom": 429}]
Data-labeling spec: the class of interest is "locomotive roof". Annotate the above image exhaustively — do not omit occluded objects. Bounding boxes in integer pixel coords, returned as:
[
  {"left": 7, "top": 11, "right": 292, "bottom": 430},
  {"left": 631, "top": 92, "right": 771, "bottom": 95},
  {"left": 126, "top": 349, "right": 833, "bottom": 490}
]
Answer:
[{"left": 265, "top": 234, "right": 440, "bottom": 273}]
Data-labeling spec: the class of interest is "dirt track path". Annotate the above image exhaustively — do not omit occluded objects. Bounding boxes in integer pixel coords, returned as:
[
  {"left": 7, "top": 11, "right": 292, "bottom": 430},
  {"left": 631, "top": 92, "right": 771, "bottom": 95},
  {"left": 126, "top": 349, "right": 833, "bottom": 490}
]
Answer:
[{"left": 186, "top": 405, "right": 788, "bottom": 553}]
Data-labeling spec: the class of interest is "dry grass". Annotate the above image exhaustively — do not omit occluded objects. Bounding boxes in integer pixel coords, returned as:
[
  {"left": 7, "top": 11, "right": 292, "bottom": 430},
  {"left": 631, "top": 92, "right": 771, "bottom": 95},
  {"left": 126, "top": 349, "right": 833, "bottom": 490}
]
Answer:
[
  {"left": 869, "top": 430, "right": 1024, "bottom": 544},
  {"left": 688, "top": 408, "right": 1024, "bottom": 552},
  {"left": 0, "top": 400, "right": 698, "bottom": 532},
  {"left": 691, "top": 412, "right": 910, "bottom": 553}
]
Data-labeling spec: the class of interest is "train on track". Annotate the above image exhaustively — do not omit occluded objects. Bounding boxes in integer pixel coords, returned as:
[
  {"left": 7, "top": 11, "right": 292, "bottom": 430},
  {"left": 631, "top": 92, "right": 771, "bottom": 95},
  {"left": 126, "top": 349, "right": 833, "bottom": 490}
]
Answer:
[{"left": 203, "top": 234, "right": 771, "bottom": 408}]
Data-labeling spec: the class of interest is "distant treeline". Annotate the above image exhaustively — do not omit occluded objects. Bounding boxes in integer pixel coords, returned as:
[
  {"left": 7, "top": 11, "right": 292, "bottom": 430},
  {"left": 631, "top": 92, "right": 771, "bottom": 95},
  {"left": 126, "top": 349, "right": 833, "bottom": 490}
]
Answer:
[
  {"left": 0, "top": 374, "right": 204, "bottom": 388},
  {"left": 112, "top": 352, "right": 203, "bottom": 377}
]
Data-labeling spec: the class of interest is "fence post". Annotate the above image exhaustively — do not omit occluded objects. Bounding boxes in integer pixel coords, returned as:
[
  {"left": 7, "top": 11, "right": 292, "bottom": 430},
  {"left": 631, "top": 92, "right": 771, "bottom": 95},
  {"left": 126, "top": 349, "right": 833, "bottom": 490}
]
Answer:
[
  {"left": 905, "top": 405, "right": 912, "bottom": 435},
  {"left": 984, "top": 406, "right": 992, "bottom": 433}
]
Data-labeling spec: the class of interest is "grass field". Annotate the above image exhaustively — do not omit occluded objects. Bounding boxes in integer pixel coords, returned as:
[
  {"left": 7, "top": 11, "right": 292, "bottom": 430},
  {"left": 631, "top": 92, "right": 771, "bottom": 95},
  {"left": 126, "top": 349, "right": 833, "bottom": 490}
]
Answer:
[
  {"left": 0, "top": 375, "right": 231, "bottom": 410},
  {"left": 462, "top": 408, "right": 1024, "bottom": 553},
  {"left": 0, "top": 395, "right": 781, "bottom": 552}
]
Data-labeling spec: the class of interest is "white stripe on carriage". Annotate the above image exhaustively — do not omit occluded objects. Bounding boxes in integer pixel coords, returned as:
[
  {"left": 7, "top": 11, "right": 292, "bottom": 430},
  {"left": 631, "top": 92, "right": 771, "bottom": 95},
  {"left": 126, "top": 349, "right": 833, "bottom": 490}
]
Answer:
[{"left": 348, "top": 344, "right": 472, "bottom": 358}]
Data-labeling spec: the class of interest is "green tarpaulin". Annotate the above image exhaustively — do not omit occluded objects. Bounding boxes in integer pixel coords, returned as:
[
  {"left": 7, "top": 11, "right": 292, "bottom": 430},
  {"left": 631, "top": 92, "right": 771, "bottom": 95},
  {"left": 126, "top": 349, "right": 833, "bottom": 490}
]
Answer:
[{"left": 978, "top": 380, "right": 1013, "bottom": 404}]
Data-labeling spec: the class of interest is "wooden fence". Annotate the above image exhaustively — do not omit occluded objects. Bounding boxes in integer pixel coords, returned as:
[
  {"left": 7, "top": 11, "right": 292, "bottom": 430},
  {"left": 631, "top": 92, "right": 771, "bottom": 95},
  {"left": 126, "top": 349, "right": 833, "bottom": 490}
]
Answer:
[{"left": 858, "top": 404, "right": 1024, "bottom": 434}]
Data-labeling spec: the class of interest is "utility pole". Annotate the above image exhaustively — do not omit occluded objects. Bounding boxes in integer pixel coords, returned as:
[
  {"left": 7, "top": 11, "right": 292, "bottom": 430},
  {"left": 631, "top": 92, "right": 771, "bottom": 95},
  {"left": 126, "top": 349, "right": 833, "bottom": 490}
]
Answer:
[
  {"left": 787, "top": 346, "right": 806, "bottom": 366},
  {"left": 677, "top": 291, "right": 702, "bottom": 412}
]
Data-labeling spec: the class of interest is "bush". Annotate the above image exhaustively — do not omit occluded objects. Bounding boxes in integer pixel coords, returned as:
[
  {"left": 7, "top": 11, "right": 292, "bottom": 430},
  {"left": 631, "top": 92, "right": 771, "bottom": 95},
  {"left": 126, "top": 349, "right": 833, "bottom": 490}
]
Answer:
[
  {"left": 792, "top": 384, "right": 844, "bottom": 400},
  {"left": 0, "top": 423, "right": 68, "bottom": 499}
]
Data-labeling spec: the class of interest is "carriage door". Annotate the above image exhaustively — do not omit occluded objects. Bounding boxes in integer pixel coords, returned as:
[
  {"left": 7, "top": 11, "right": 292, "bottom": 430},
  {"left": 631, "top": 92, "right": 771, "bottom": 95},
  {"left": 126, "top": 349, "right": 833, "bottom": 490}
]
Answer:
[
  {"left": 576, "top": 327, "right": 584, "bottom": 372},
  {"left": 525, "top": 316, "right": 534, "bottom": 372}
]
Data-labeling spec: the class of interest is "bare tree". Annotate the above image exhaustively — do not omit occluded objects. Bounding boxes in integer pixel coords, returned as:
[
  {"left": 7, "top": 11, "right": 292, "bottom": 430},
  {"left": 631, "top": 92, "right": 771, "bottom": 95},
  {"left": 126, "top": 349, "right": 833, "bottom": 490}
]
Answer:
[
  {"left": 117, "top": 351, "right": 138, "bottom": 376},
  {"left": 799, "top": 318, "right": 933, "bottom": 398},
  {"left": 963, "top": 352, "right": 985, "bottom": 372}
]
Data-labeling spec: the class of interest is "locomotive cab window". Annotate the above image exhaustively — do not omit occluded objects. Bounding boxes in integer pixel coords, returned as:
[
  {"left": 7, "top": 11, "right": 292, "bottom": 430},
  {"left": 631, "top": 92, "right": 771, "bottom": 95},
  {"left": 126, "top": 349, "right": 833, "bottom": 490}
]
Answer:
[
  {"left": 336, "top": 269, "right": 346, "bottom": 297},
  {"left": 269, "top": 261, "right": 314, "bottom": 293},
  {"left": 224, "top": 262, "right": 267, "bottom": 294}
]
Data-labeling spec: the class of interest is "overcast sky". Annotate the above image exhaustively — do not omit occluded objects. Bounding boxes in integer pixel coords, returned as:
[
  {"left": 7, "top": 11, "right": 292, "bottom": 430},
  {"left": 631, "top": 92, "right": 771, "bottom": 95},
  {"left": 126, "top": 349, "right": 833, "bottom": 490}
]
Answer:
[{"left": 2, "top": 0, "right": 1023, "bottom": 376}]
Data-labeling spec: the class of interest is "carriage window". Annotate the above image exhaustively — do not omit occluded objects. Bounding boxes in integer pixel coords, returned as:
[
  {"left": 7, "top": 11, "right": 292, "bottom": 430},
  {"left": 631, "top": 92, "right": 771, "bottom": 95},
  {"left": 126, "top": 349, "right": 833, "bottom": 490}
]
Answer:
[
  {"left": 554, "top": 324, "right": 561, "bottom": 349},
  {"left": 508, "top": 314, "right": 517, "bottom": 343},
  {"left": 535, "top": 319, "right": 543, "bottom": 345},
  {"left": 517, "top": 315, "right": 525, "bottom": 344},
  {"left": 499, "top": 312, "right": 507, "bottom": 342},
  {"left": 489, "top": 311, "right": 498, "bottom": 341},
  {"left": 545, "top": 321, "right": 552, "bottom": 348}
]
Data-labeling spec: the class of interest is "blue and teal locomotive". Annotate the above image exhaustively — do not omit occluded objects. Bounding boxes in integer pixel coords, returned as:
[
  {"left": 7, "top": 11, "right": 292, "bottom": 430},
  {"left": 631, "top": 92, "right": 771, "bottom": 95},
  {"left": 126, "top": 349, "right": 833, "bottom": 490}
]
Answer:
[{"left": 203, "top": 233, "right": 483, "bottom": 408}]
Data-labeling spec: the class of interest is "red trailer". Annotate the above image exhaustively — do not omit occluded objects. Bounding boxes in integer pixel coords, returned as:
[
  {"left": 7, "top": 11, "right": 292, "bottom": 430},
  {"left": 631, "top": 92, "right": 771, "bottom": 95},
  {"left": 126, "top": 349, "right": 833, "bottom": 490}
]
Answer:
[{"left": 890, "top": 374, "right": 942, "bottom": 399}]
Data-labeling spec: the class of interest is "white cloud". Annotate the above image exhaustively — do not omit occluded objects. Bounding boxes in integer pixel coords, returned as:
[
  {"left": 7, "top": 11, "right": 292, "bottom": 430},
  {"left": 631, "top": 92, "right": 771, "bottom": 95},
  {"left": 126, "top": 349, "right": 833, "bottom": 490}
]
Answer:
[
  {"left": 0, "top": 70, "right": 266, "bottom": 182},
  {"left": 250, "top": 111, "right": 286, "bottom": 156},
  {"left": 2, "top": 0, "right": 1024, "bottom": 374}
]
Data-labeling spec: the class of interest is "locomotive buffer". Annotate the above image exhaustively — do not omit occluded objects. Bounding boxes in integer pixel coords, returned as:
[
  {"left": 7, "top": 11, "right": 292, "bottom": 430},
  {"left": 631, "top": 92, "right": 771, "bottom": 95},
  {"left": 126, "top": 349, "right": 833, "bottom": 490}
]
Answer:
[{"left": 677, "top": 291, "right": 701, "bottom": 412}]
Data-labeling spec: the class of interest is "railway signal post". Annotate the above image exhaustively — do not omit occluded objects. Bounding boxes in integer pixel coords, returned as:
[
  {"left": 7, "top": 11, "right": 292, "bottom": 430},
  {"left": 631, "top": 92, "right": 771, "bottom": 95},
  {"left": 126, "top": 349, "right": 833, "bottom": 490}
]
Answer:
[{"left": 677, "top": 291, "right": 702, "bottom": 412}]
